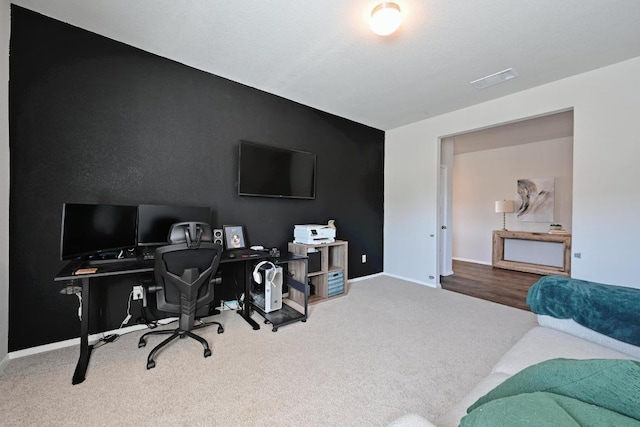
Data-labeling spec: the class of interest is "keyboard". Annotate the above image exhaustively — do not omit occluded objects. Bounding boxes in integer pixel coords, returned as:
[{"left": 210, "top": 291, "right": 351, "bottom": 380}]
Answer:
[
  {"left": 224, "top": 249, "right": 269, "bottom": 259},
  {"left": 142, "top": 252, "right": 155, "bottom": 261},
  {"left": 87, "top": 258, "right": 137, "bottom": 266}
]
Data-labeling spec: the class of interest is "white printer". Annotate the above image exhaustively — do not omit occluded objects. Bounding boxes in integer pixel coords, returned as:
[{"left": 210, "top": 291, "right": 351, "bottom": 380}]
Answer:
[{"left": 293, "top": 224, "right": 336, "bottom": 245}]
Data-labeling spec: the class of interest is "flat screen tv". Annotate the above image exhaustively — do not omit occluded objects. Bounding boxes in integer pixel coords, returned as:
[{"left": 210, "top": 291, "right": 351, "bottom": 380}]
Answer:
[
  {"left": 137, "top": 204, "right": 211, "bottom": 247},
  {"left": 60, "top": 203, "right": 138, "bottom": 260},
  {"left": 238, "top": 140, "right": 316, "bottom": 199}
]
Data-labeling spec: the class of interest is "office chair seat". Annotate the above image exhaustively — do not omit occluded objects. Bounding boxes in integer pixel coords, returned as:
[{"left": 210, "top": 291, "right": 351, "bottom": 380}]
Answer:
[{"left": 138, "top": 222, "right": 224, "bottom": 369}]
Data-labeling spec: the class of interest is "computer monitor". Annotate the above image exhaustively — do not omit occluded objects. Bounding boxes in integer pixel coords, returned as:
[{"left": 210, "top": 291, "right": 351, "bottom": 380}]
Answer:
[
  {"left": 60, "top": 203, "right": 138, "bottom": 260},
  {"left": 137, "top": 204, "right": 211, "bottom": 247}
]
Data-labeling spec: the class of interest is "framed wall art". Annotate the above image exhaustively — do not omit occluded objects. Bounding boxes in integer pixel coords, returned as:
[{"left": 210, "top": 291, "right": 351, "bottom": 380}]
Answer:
[{"left": 516, "top": 177, "right": 555, "bottom": 222}]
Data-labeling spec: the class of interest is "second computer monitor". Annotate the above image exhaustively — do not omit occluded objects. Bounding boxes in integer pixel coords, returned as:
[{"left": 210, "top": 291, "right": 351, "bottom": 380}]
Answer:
[{"left": 137, "top": 204, "right": 211, "bottom": 247}]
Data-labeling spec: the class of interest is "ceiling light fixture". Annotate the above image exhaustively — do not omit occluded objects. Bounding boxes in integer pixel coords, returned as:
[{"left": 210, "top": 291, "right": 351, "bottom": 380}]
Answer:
[{"left": 370, "top": 2, "right": 402, "bottom": 36}]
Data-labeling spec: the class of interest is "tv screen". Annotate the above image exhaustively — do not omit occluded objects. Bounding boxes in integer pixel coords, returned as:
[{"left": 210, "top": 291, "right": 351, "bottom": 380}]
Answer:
[
  {"left": 137, "top": 204, "right": 211, "bottom": 247},
  {"left": 60, "top": 203, "right": 138, "bottom": 260},
  {"left": 238, "top": 140, "right": 316, "bottom": 199}
]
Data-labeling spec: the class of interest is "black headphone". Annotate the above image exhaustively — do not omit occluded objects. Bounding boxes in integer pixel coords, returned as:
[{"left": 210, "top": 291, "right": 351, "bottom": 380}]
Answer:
[{"left": 252, "top": 261, "right": 277, "bottom": 284}]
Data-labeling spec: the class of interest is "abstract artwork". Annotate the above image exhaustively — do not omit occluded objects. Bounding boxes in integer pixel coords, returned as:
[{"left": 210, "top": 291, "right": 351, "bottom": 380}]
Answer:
[{"left": 516, "top": 177, "right": 555, "bottom": 222}]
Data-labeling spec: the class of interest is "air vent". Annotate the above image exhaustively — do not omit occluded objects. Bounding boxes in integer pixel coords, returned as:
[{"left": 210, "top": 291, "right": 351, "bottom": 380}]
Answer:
[{"left": 470, "top": 68, "right": 519, "bottom": 90}]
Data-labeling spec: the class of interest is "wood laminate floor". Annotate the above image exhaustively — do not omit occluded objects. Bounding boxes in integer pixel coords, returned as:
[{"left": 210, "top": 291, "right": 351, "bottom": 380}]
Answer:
[{"left": 440, "top": 260, "right": 543, "bottom": 311}]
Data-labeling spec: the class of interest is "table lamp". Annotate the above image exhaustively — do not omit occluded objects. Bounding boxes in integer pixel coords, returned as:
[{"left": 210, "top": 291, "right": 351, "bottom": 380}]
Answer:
[{"left": 495, "top": 200, "right": 515, "bottom": 230}]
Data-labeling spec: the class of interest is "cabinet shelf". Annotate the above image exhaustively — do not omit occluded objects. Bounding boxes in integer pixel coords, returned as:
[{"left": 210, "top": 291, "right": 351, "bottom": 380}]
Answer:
[{"left": 287, "top": 240, "right": 348, "bottom": 305}]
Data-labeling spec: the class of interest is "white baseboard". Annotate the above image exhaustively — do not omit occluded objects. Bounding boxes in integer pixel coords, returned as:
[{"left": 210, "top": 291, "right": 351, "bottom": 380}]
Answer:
[
  {"left": 9, "top": 317, "right": 177, "bottom": 360},
  {"left": 452, "top": 257, "right": 492, "bottom": 266},
  {"left": 349, "top": 272, "right": 384, "bottom": 282},
  {"left": 383, "top": 272, "right": 441, "bottom": 289}
]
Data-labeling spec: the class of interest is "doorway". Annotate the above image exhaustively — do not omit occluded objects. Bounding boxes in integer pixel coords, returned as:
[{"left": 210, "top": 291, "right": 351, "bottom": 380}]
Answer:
[{"left": 437, "top": 110, "right": 574, "bottom": 283}]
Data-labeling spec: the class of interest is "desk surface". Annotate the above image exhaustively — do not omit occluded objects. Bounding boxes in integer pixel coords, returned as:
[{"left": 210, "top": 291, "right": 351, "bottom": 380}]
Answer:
[
  {"left": 55, "top": 258, "right": 154, "bottom": 281},
  {"left": 55, "top": 249, "right": 278, "bottom": 281}
]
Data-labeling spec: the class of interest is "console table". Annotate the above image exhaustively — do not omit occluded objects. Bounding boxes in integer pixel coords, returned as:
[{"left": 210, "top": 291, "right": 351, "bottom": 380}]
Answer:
[{"left": 492, "top": 230, "right": 571, "bottom": 276}]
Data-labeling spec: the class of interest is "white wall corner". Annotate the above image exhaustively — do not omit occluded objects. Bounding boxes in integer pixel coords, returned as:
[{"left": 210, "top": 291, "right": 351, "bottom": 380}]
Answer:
[
  {"left": 0, "top": 352, "right": 8, "bottom": 373},
  {"left": 1, "top": 0, "right": 12, "bottom": 363}
]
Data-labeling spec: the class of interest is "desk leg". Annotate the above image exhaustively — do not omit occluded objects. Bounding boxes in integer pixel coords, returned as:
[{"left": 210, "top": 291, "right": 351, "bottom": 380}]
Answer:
[
  {"left": 237, "top": 260, "right": 260, "bottom": 330},
  {"left": 72, "top": 277, "right": 93, "bottom": 385}
]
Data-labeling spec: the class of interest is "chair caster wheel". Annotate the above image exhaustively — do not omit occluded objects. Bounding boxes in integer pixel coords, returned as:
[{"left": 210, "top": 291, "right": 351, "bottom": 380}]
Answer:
[
  {"left": 272, "top": 327, "right": 278, "bottom": 332},
  {"left": 204, "top": 349, "right": 212, "bottom": 358},
  {"left": 217, "top": 326, "right": 224, "bottom": 334},
  {"left": 301, "top": 319, "right": 307, "bottom": 323},
  {"left": 147, "top": 360, "right": 155, "bottom": 369},
  {"left": 138, "top": 340, "right": 146, "bottom": 348},
  {"left": 264, "top": 320, "right": 270, "bottom": 324}
]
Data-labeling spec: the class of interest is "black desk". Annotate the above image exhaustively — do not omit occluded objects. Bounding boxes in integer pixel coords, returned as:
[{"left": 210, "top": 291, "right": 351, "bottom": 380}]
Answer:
[
  {"left": 55, "top": 251, "right": 271, "bottom": 385},
  {"left": 54, "top": 258, "right": 154, "bottom": 385}
]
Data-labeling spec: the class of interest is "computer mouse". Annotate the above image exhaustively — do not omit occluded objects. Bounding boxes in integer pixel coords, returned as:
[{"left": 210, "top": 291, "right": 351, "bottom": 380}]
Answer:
[{"left": 227, "top": 252, "right": 236, "bottom": 258}]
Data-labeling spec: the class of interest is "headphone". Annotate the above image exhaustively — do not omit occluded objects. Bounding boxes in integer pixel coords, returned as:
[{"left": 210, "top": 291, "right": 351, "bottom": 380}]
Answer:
[{"left": 252, "top": 261, "right": 277, "bottom": 284}]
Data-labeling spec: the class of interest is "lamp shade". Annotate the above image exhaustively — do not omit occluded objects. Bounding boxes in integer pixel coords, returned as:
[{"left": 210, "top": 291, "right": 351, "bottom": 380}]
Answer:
[
  {"left": 495, "top": 200, "right": 515, "bottom": 213},
  {"left": 370, "top": 2, "right": 402, "bottom": 36}
]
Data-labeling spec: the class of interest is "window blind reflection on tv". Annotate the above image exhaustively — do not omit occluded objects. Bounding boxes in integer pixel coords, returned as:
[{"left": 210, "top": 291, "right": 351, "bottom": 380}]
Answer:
[{"left": 238, "top": 140, "right": 316, "bottom": 199}]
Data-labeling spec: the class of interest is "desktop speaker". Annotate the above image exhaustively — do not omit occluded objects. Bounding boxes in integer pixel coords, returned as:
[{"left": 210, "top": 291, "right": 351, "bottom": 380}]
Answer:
[{"left": 213, "top": 228, "right": 223, "bottom": 246}]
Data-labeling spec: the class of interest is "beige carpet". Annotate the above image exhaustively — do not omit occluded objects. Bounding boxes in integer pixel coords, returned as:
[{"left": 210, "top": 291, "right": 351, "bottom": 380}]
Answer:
[{"left": 0, "top": 275, "right": 536, "bottom": 426}]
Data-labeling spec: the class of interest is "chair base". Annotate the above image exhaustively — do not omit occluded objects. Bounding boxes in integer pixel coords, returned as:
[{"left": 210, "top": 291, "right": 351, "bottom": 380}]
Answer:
[{"left": 138, "top": 320, "right": 224, "bottom": 369}]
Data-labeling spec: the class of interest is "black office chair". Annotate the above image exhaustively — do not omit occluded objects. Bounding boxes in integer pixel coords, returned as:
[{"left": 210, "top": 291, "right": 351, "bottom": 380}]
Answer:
[{"left": 138, "top": 221, "right": 224, "bottom": 369}]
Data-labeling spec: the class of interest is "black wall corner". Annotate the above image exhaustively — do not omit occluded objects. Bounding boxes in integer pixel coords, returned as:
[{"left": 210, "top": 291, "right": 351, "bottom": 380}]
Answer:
[{"left": 8, "top": 5, "right": 384, "bottom": 351}]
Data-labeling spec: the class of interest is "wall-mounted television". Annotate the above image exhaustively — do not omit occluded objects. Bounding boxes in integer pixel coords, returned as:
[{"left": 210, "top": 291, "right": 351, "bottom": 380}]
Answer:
[
  {"left": 238, "top": 140, "right": 316, "bottom": 199},
  {"left": 60, "top": 203, "right": 138, "bottom": 260}
]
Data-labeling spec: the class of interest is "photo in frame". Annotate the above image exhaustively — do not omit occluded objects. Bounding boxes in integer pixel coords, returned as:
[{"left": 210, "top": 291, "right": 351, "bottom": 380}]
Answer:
[
  {"left": 516, "top": 177, "right": 555, "bottom": 222},
  {"left": 222, "top": 225, "right": 247, "bottom": 250}
]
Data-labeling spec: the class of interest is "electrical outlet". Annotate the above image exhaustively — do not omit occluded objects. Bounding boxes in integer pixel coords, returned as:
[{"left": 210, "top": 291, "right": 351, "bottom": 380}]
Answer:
[
  {"left": 361, "top": 254, "right": 367, "bottom": 263},
  {"left": 132, "top": 285, "right": 144, "bottom": 301}
]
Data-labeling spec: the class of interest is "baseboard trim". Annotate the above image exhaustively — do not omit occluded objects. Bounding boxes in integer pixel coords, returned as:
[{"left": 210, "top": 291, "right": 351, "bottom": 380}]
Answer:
[
  {"left": 452, "top": 257, "right": 492, "bottom": 266},
  {"left": 9, "top": 317, "right": 178, "bottom": 360},
  {"left": 349, "top": 272, "right": 384, "bottom": 283},
  {"left": 383, "top": 272, "right": 440, "bottom": 289}
]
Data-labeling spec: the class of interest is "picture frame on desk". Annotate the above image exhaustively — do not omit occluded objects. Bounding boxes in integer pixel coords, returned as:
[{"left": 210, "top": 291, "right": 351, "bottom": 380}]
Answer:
[{"left": 223, "top": 224, "right": 247, "bottom": 250}]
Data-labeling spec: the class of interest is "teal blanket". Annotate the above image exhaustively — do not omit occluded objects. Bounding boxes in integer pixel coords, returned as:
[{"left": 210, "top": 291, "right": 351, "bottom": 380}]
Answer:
[
  {"left": 461, "top": 358, "right": 640, "bottom": 426},
  {"left": 526, "top": 276, "right": 640, "bottom": 346}
]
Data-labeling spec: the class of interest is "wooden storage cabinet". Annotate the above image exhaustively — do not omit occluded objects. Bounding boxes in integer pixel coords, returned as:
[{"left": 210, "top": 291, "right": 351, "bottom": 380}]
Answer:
[{"left": 287, "top": 240, "right": 348, "bottom": 305}]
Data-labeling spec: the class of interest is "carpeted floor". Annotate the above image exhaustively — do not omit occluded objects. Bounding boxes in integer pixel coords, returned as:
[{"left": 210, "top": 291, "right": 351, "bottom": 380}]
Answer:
[{"left": 0, "top": 275, "right": 536, "bottom": 426}]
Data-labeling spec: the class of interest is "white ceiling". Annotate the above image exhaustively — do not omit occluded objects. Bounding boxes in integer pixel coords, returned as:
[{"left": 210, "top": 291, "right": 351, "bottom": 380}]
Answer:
[{"left": 10, "top": 0, "right": 640, "bottom": 130}]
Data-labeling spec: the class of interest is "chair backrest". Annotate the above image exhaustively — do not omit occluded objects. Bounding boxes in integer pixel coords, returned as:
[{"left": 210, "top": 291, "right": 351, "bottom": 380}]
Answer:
[
  {"left": 154, "top": 222, "right": 222, "bottom": 331},
  {"left": 167, "top": 221, "right": 214, "bottom": 248}
]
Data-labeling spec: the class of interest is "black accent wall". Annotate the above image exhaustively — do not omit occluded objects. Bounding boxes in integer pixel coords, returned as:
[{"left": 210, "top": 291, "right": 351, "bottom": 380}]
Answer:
[{"left": 8, "top": 6, "right": 384, "bottom": 351}]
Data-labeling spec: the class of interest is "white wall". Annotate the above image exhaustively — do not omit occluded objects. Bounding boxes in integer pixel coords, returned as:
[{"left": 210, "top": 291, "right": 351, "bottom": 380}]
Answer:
[
  {"left": 1, "top": 0, "right": 10, "bottom": 369},
  {"left": 452, "top": 137, "right": 573, "bottom": 264},
  {"left": 385, "top": 56, "right": 640, "bottom": 289}
]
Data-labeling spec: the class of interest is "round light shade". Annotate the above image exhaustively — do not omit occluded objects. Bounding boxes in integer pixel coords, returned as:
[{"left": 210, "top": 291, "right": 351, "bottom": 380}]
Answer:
[
  {"left": 370, "top": 2, "right": 402, "bottom": 36},
  {"left": 495, "top": 200, "right": 516, "bottom": 213}
]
